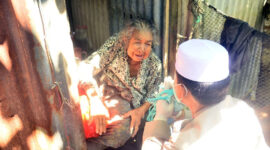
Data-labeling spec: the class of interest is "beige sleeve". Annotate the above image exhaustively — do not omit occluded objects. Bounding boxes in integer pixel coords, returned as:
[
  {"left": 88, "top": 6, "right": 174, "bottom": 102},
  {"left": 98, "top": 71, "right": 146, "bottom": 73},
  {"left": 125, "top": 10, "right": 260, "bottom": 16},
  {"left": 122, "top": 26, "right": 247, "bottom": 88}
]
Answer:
[
  {"left": 143, "top": 120, "right": 171, "bottom": 141},
  {"left": 143, "top": 120, "right": 177, "bottom": 150}
]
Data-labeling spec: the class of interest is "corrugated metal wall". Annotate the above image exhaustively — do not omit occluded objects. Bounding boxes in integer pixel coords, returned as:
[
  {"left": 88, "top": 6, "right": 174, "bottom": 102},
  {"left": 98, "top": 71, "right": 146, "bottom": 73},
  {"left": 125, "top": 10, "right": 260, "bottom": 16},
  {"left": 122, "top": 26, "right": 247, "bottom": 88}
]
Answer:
[
  {"left": 0, "top": 0, "right": 86, "bottom": 149},
  {"left": 206, "top": 0, "right": 265, "bottom": 29},
  {"left": 70, "top": 0, "right": 110, "bottom": 53}
]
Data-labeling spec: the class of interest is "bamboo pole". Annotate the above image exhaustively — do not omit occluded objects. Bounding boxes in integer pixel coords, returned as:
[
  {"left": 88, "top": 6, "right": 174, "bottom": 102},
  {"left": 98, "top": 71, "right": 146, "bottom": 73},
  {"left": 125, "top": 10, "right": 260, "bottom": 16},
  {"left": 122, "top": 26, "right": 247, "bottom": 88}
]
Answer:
[{"left": 163, "top": 0, "right": 170, "bottom": 77}]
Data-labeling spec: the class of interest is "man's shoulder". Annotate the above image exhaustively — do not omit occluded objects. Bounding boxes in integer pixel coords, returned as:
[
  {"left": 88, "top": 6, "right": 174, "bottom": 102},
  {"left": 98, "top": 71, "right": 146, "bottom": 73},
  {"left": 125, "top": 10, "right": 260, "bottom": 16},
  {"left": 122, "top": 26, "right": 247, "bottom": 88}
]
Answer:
[
  {"left": 194, "top": 95, "right": 256, "bottom": 124},
  {"left": 224, "top": 95, "right": 254, "bottom": 111}
]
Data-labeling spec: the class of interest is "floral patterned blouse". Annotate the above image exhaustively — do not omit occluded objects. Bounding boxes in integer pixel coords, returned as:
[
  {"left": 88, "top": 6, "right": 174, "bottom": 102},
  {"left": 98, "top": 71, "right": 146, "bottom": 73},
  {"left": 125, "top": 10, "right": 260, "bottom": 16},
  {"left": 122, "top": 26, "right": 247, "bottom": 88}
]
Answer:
[{"left": 84, "top": 34, "right": 162, "bottom": 109}]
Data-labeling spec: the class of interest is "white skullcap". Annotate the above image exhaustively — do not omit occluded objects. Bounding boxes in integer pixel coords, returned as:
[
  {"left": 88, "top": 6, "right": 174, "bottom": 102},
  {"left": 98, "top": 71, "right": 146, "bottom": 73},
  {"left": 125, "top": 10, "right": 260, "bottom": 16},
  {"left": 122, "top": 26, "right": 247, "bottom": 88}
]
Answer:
[{"left": 175, "top": 39, "right": 229, "bottom": 82}]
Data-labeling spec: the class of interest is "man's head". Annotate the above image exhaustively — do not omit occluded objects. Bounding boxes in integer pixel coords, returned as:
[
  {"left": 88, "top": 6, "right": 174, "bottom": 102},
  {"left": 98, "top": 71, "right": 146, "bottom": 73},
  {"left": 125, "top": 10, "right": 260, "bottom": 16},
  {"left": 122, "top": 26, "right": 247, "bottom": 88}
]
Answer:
[{"left": 174, "top": 39, "right": 230, "bottom": 106}]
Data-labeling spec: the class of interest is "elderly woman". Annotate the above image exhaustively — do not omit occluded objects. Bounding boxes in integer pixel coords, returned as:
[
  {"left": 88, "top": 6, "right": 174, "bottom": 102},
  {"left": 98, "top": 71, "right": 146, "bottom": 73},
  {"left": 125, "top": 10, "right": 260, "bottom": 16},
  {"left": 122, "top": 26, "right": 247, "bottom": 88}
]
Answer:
[{"left": 79, "top": 18, "right": 162, "bottom": 149}]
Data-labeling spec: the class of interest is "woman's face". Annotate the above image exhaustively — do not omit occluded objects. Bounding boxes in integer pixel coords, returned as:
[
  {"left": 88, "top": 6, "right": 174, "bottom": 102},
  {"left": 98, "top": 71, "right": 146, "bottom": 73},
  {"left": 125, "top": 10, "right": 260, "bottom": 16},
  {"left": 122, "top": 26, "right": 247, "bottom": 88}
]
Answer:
[{"left": 127, "top": 30, "right": 153, "bottom": 62}]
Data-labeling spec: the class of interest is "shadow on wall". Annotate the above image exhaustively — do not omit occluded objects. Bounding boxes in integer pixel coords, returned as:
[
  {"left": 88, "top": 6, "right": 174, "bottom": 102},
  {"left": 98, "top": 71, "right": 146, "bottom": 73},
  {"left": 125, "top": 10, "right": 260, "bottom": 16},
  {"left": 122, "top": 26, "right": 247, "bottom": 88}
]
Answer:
[
  {"left": 0, "top": 2, "right": 54, "bottom": 149},
  {"left": 0, "top": 0, "right": 85, "bottom": 149}
]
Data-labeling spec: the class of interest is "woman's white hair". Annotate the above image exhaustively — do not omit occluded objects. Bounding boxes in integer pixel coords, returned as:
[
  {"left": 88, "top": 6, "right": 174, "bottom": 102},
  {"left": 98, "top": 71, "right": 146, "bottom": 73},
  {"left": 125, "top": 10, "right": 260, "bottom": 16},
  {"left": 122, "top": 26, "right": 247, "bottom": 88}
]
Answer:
[{"left": 117, "top": 18, "right": 159, "bottom": 51}]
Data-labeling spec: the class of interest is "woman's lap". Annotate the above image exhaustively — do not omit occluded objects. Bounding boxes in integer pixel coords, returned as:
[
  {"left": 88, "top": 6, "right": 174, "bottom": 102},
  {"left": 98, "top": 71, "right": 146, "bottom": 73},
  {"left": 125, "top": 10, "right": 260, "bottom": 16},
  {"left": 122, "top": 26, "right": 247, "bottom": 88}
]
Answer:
[{"left": 87, "top": 96, "right": 133, "bottom": 148}]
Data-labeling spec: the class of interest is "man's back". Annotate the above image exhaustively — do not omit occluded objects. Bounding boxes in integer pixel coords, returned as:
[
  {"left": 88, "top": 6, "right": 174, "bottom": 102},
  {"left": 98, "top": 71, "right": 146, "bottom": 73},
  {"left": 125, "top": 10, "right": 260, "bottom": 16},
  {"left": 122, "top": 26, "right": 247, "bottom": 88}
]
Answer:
[{"left": 172, "top": 95, "right": 269, "bottom": 150}]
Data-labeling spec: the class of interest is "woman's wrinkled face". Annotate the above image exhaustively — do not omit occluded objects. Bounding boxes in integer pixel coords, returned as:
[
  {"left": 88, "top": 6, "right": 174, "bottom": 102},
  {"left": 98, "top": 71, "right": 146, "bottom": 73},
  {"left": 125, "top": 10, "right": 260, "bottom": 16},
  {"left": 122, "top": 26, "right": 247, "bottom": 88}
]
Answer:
[{"left": 127, "top": 30, "right": 153, "bottom": 62}]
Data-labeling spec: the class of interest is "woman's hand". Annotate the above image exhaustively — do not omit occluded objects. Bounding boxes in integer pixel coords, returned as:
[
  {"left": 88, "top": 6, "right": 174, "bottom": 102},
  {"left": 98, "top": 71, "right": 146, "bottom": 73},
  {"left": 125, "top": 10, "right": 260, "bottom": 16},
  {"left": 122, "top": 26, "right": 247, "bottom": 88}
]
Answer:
[
  {"left": 88, "top": 87, "right": 109, "bottom": 136},
  {"left": 80, "top": 81, "right": 110, "bottom": 135},
  {"left": 123, "top": 102, "right": 151, "bottom": 137},
  {"left": 90, "top": 97, "right": 109, "bottom": 135},
  {"left": 92, "top": 115, "right": 108, "bottom": 135}
]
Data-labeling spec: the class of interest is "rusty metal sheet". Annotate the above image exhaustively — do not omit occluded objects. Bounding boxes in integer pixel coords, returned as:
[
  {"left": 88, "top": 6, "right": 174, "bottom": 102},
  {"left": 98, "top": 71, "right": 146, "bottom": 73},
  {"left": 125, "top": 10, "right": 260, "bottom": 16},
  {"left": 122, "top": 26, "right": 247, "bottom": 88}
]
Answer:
[
  {"left": 0, "top": 1, "right": 52, "bottom": 149},
  {"left": 0, "top": 0, "right": 86, "bottom": 149}
]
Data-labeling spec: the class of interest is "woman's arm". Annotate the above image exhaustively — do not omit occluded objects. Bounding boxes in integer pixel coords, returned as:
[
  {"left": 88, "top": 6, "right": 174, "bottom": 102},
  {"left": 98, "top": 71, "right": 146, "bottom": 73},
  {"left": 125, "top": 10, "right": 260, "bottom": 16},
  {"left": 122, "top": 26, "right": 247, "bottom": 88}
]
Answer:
[{"left": 123, "top": 56, "right": 163, "bottom": 137}]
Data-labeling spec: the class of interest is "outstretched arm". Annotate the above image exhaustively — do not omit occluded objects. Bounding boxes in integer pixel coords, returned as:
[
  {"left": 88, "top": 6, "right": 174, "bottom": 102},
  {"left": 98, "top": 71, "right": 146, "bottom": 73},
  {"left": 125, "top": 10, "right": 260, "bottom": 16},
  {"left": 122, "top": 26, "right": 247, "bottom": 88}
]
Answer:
[{"left": 142, "top": 100, "right": 174, "bottom": 150}]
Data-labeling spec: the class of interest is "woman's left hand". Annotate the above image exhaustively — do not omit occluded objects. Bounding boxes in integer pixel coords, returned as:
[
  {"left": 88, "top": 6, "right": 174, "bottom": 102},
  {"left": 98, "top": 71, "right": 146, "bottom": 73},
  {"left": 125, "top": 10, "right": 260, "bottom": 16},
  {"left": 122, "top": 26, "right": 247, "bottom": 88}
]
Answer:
[{"left": 122, "top": 102, "right": 151, "bottom": 137}]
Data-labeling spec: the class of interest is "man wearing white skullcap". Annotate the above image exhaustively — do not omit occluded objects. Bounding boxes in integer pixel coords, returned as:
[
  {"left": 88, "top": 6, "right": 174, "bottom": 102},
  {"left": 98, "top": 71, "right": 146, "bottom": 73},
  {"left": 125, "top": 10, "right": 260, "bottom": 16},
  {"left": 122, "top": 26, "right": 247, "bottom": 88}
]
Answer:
[{"left": 142, "top": 39, "right": 269, "bottom": 150}]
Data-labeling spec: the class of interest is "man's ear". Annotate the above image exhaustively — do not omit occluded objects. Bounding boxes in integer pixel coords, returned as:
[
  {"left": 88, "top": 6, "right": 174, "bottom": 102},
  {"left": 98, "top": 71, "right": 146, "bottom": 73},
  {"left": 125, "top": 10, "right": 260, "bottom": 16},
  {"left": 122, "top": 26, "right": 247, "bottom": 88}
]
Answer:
[
  {"left": 174, "top": 84, "right": 184, "bottom": 100},
  {"left": 173, "top": 73, "right": 185, "bottom": 102}
]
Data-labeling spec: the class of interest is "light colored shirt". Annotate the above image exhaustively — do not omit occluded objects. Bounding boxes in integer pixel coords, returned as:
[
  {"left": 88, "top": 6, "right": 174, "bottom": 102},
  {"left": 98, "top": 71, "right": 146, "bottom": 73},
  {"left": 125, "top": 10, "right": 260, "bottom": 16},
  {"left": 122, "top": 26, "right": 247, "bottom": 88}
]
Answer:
[{"left": 143, "top": 95, "right": 270, "bottom": 150}]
